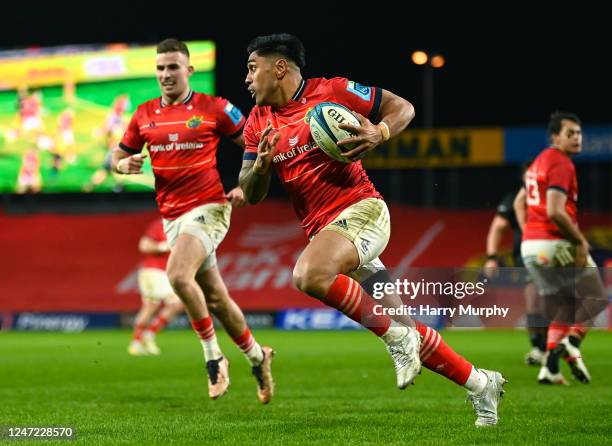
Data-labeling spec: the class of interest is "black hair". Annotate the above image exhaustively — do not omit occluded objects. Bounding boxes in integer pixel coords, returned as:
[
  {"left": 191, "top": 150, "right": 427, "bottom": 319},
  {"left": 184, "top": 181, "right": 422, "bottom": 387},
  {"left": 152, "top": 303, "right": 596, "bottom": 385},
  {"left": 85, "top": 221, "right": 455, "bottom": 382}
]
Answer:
[
  {"left": 157, "top": 38, "right": 190, "bottom": 58},
  {"left": 247, "top": 33, "right": 306, "bottom": 69},
  {"left": 548, "top": 111, "right": 581, "bottom": 135}
]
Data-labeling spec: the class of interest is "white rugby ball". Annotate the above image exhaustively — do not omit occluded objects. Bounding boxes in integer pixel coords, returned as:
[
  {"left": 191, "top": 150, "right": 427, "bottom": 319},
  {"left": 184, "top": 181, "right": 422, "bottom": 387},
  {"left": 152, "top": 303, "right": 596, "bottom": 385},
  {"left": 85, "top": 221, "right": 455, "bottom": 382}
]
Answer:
[{"left": 309, "top": 102, "right": 360, "bottom": 163}]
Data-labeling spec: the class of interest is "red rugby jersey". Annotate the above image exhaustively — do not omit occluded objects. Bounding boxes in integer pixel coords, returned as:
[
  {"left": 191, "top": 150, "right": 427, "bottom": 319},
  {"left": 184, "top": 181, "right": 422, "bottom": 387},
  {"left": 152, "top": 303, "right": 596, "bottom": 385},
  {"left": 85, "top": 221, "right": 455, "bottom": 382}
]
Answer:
[
  {"left": 523, "top": 147, "right": 579, "bottom": 240},
  {"left": 141, "top": 218, "right": 169, "bottom": 270},
  {"left": 243, "top": 77, "right": 383, "bottom": 237},
  {"left": 120, "top": 91, "right": 245, "bottom": 219}
]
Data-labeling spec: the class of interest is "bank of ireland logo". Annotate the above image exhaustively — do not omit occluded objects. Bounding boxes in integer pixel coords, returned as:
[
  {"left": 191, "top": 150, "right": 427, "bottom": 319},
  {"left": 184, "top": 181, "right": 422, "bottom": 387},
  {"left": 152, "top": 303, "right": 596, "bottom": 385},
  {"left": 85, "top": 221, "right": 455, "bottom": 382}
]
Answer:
[
  {"left": 168, "top": 133, "right": 179, "bottom": 142},
  {"left": 289, "top": 136, "right": 298, "bottom": 147},
  {"left": 186, "top": 115, "right": 204, "bottom": 129}
]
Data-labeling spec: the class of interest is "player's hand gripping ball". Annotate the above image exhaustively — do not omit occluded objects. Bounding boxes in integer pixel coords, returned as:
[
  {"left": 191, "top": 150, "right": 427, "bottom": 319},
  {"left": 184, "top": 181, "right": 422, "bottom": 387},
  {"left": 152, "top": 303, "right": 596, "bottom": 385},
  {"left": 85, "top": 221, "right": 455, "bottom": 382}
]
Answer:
[{"left": 309, "top": 102, "right": 360, "bottom": 163}]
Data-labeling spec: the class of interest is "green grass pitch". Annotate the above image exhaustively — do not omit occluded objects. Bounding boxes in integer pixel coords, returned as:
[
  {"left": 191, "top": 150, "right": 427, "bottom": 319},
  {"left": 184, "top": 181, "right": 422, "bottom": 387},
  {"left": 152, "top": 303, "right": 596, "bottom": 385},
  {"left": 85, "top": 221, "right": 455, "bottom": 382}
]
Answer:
[{"left": 1, "top": 329, "right": 611, "bottom": 445}]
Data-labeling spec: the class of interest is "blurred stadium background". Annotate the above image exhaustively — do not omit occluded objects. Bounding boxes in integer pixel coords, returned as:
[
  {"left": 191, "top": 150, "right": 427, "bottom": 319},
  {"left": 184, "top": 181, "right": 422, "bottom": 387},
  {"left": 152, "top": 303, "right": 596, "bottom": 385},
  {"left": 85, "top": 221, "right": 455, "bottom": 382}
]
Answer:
[
  {"left": 1, "top": 39, "right": 609, "bottom": 331},
  {"left": 0, "top": 4, "right": 610, "bottom": 444}
]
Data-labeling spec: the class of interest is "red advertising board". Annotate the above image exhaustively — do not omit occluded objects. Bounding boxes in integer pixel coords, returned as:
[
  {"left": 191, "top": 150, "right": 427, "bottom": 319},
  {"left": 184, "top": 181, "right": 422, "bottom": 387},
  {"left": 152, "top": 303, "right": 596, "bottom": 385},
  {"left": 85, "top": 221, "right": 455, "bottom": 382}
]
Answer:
[{"left": 1, "top": 201, "right": 610, "bottom": 312}]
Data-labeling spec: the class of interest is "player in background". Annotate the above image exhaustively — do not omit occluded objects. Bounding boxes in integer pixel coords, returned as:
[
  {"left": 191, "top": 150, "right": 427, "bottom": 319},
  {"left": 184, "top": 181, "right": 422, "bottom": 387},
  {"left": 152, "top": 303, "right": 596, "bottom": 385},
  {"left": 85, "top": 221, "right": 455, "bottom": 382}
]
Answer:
[
  {"left": 239, "top": 33, "right": 505, "bottom": 426},
  {"left": 17, "top": 90, "right": 57, "bottom": 158},
  {"left": 56, "top": 78, "right": 77, "bottom": 165},
  {"left": 56, "top": 108, "right": 76, "bottom": 165},
  {"left": 112, "top": 39, "right": 274, "bottom": 404},
  {"left": 484, "top": 161, "right": 548, "bottom": 366},
  {"left": 20, "top": 90, "right": 44, "bottom": 136},
  {"left": 128, "top": 218, "right": 184, "bottom": 356},
  {"left": 49, "top": 108, "right": 76, "bottom": 176},
  {"left": 7, "top": 88, "right": 51, "bottom": 149},
  {"left": 517, "top": 111, "right": 607, "bottom": 385},
  {"left": 16, "top": 145, "right": 41, "bottom": 194},
  {"left": 107, "top": 94, "right": 131, "bottom": 131},
  {"left": 63, "top": 78, "right": 76, "bottom": 106},
  {"left": 83, "top": 94, "right": 132, "bottom": 192},
  {"left": 4, "top": 86, "right": 28, "bottom": 144}
]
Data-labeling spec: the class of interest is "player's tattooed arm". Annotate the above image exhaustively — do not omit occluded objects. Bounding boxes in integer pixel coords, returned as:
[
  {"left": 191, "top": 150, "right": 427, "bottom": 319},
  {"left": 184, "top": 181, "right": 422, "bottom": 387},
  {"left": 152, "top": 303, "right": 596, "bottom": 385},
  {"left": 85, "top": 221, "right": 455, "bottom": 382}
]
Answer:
[
  {"left": 239, "top": 160, "right": 271, "bottom": 205},
  {"left": 239, "top": 122, "right": 279, "bottom": 204}
]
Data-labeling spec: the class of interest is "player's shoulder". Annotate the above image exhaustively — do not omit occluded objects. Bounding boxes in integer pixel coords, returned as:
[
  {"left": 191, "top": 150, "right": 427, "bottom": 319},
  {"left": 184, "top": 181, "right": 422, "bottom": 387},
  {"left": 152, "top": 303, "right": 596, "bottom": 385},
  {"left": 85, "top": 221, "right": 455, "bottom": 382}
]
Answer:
[
  {"left": 122, "top": 100, "right": 154, "bottom": 127},
  {"left": 300, "top": 77, "right": 351, "bottom": 101},
  {"left": 540, "top": 147, "right": 572, "bottom": 166},
  {"left": 192, "top": 92, "right": 245, "bottom": 119},
  {"left": 532, "top": 147, "right": 553, "bottom": 164},
  {"left": 190, "top": 91, "right": 219, "bottom": 107},
  {"left": 311, "top": 76, "right": 347, "bottom": 91},
  {"left": 245, "top": 104, "right": 272, "bottom": 126},
  {"left": 134, "top": 97, "right": 162, "bottom": 114},
  {"left": 316, "top": 76, "right": 378, "bottom": 101},
  {"left": 315, "top": 76, "right": 347, "bottom": 84}
]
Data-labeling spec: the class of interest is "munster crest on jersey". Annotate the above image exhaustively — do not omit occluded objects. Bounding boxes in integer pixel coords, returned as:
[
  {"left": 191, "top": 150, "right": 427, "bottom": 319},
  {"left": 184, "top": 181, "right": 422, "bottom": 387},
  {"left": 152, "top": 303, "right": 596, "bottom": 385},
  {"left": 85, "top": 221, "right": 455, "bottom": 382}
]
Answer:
[
  {"left": 303, "top": 107, "right": 313, "bottom": 123},
  {"left": 186, "top": 115, "right": 204, "bottom": 129}
]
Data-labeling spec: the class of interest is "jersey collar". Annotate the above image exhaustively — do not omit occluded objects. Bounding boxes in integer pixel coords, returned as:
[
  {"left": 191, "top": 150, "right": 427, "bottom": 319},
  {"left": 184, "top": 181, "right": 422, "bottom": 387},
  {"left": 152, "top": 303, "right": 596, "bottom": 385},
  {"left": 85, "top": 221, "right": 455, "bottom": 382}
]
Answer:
[
  {"left": 291, "top": 79, "right": 307, "bottom": 102},
  {"left": 160, "top": 89, "right": 193, "bottom": 108}
]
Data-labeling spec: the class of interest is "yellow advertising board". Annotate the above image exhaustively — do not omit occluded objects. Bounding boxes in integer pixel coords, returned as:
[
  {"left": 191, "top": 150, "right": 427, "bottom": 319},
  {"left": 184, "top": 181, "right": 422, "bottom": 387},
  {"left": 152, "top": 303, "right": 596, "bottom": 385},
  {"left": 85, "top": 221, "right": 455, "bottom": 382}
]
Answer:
[
  {"left": 0, "top": 41, "right": 215, "bottom": 90},
  {"left": 362, "top": 128, "right": 504, "bottom": 168}
]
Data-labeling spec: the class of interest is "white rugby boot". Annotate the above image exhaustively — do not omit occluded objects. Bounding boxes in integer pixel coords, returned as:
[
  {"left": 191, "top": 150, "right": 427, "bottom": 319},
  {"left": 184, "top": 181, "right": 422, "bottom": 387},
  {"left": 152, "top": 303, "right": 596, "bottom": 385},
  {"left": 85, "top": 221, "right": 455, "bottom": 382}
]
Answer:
[
  {"left": 467, "top": 369, "right": 507, "bottom": 426},
  {"left": 558, "top": 337, "right": 591, "bottom": 383},
  {"left": 142, "top": 331, "right": 161, "bottom": 355},
  {"left": 382, "top": 326, "right": 422, "bottom": 389},
  {"left": 537, "top": 365, "right": 569, "bottom": 385}
]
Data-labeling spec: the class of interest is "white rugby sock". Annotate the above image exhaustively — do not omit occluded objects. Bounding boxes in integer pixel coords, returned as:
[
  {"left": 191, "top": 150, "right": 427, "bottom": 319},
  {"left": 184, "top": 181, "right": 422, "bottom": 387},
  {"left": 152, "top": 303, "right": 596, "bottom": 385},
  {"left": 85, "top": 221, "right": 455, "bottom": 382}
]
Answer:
[
  {"left": 201, "top": 337, "right": 223, "bottom": 362},
  {"left": 464, "top": 367, "right": 488, "bottom": 394},
  {"left": 245, "top": 343, "right": 265, "bottom": 366},
  {"left": 381, "top": 325, "right": 407, "bottom": 344}
]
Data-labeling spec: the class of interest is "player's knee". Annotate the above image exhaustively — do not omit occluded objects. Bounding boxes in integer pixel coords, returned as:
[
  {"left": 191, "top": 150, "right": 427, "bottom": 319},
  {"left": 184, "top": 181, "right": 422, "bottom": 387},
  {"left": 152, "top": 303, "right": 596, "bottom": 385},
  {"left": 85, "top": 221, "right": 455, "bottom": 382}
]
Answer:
[
  {"left": 199, "top": 278, "right": 229, "bottom": 313},
  {"left": 168, "top": 301, "right": 184, "bottom": 313},
  {"left": 206, "top": 301, "right": 219, "bottom": 315},
  {"left": 167, "top": 270, "right": 191, "bottom": 296},
  {"left": 292, "top": 263, "right": 333, "bottom": 298},
  {"left": 205, "top": 292, "right": 225, "bottom": 314}
]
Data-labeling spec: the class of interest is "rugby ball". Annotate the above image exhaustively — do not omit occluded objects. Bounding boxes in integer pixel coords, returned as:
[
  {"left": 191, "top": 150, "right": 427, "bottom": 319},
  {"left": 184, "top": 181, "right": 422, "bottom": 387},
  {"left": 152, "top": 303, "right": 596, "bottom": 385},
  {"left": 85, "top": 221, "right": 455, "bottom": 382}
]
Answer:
[{"left": 309, "top": 102, "right": 360, "bottom": 163}]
